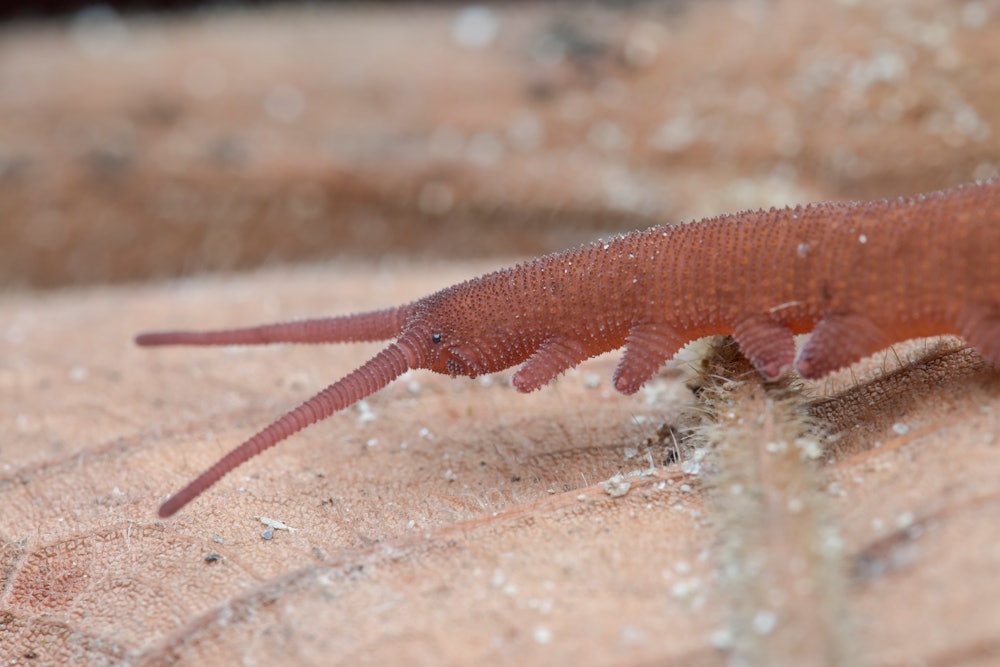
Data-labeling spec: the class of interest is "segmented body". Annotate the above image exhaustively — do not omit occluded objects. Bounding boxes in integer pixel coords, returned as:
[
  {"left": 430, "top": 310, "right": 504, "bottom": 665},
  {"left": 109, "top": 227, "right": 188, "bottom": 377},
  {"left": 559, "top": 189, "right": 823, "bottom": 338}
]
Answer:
[{"left": 138, "top": 179, "right": 1000, "bottom": 516}]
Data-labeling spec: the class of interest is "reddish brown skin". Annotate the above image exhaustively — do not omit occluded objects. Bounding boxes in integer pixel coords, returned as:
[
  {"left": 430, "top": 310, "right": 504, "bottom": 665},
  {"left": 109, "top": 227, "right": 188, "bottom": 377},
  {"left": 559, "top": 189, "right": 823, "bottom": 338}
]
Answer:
[{"left": 138, "top": 180, "right": 1000, "bottom": 517}]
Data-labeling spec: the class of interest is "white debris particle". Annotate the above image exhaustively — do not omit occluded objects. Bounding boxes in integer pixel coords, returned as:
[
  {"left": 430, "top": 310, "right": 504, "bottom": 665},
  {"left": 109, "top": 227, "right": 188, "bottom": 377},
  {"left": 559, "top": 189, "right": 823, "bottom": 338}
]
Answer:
[
  {"left": 709, "top": 627, "right": 733, "bottom": 650},
  {"left": 69, "top": 366, "right": 89, "bottom": 382},
  {"left": 533, "top": 625, "right": 552, "bottom": 644},
  {"left": 70, "top": 5, "right": 128, "bottom": 59},
  {"left": 418, "top": 427, "right": 434, "bottom": 440},
  {"left": 891, "top": 421, "right": 910, "bottom": 435},
  {"left": 618, "top": 624, "right": 647, "bottom": 645},
  {"left": 583, "top": 372, "right": 601, "bottom": 389},
  {"left": 258, "top": 516, "right": 296, "bottom": 532},
  {"left": 601, "top": 164, "right": 645, "bottom": 212},
  {"left": 366, "top": 438, "right": 378, "bottom": 448},
  {"left": 623, "top": 21, "right": 664, "bottom": 69},
  {"left": 356, "top": 400, "right": 376, "bottom": 424},
  {"left": 444, "top": 468, "right": 458, "bottom": 482},
  {"left": 796, "top": 242, "right": 810, "bottom": 258},
  {"left": 587, "top": 119, "right": 631, "bottom": 153},
  {"left": 752, "top": 609, "right": 777, "bottom": 635},
  {"left": 650, "top": 114, "right": 699, "bottom": 153},
  {"left": 670, "top": 578, "right": 700, "bottom": 600},
  {"left": 623, "top": 447, "right": 638, "bottom": 460},
  {"left": 796, "top": 437, "right": 823, "bottom": 459},
  {"left": 820, "top": 527, "right": 845, "bottom": 556},
  {"left": 961, "top": 2, "right": 990, "bottom": 29},
  {"left": 858, "top": 233, "right": 868, "bottom": 244},
  {"left": 528, "top": 598, "right": 553, "bottom": 614},
  {"left": 406, "top": 519, "right": 416, "bottom": 530},
  {"left": 601, "top": 474, "right": 631, "bottom": 497},
  {"left": 674, "top": 560, "right": 691, "bottom": 575},
  {"left": 895, "top": 512, "right": 915, "bottom": 530},
  {"left": 973, "top": 162, "right": 1000, "bottom": 181},
  {"left": 681, "top": 459, "right": 701, "bottom": 475},
  {"left": 848, "top": 50, "right": 909, "bottom": 89},
  {"left": 491, "top": 569, "right": 505, "bottom": 587},
  {"left": 452, "top": 6, "right": 498, "bottom": 49}
]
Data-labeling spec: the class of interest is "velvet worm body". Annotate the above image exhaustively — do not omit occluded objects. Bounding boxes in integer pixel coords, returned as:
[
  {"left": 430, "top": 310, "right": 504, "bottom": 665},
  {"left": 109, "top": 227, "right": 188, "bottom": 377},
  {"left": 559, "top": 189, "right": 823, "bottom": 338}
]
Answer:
[{"left": 138, "top": 180, "right": 1000, "bottom": 516}]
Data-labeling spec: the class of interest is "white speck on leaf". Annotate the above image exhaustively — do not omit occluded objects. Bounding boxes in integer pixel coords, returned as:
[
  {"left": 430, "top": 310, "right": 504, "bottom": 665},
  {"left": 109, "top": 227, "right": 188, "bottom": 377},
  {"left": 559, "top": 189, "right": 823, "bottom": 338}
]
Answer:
[
  {"left": 258, "top": 516, "right": 296, "bottom": 532},
  {"left": 452, "top": 6, "right": 498, "bottom": 49},
  {"left": 752, "top": 609, "right": 777, "bottom": 635},
  {"left": 601, "top": 474, "right": 631, "bottom": 497},
  {"left": 533, "top": 625, "right": 552, "bottom": 644}
]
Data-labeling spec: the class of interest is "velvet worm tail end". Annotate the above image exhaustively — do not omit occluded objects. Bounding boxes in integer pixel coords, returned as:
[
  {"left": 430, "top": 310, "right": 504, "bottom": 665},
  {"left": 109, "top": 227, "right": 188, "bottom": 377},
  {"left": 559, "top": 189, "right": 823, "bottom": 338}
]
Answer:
[
  {"left": 135, "top": 306, "right": 410, "bottom": 347},
  {"left": 157, "top": 341, "right": 414, "bottom": 517}
]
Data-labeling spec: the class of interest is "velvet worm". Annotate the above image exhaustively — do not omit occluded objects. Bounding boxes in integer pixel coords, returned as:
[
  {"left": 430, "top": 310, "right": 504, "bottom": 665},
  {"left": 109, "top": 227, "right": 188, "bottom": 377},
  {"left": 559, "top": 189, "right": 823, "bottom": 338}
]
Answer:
[{"left": 138, "top": 179, "right": 1000, "bottom": 516}]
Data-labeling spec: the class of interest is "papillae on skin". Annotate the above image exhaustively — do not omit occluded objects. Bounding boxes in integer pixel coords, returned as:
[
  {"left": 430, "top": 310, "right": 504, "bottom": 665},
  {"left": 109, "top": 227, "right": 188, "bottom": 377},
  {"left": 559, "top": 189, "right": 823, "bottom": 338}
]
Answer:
[{"left": 137, "top": 179, "right": 1000, "bottom": 516}]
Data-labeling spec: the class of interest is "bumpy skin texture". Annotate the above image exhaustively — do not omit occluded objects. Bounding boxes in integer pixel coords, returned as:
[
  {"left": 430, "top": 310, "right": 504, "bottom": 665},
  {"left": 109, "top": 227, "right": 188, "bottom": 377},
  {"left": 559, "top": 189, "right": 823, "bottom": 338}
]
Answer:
[{"left": 138, "top": 179, "right": 1000, "bottom": 516}]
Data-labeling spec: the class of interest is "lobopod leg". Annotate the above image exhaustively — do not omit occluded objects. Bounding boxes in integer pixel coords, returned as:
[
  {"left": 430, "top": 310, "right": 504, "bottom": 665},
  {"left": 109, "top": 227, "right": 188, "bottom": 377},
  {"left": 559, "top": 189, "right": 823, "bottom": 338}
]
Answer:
[
  {"left": 613, "top": 322, "right": 685, "bottom": 394},
  {"left": 958, "top": 303, "right": 1000, "bottom": 366},
  {"left": 732, "top": 314, "right": 796, "bottom": 379},
  {"left": 512, "top": 337, "right": 593, "bottom": 392},
  {"left": 795, "top": 313, "right": 890, "bottom": 378}
]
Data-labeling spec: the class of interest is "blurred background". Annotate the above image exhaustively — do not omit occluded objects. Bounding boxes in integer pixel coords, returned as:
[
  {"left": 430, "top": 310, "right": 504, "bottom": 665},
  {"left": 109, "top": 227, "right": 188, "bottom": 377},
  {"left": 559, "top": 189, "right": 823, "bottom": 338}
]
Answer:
[{"left": 1, "top": 0, "right": 997, "bottom": 289}]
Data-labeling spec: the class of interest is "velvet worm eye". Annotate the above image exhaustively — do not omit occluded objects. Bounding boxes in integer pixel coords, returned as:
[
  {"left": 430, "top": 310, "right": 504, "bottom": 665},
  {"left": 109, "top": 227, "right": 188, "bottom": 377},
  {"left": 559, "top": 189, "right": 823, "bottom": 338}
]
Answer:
[{"left": 432, "top": 333, "right": 443, "bottom": 344}]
